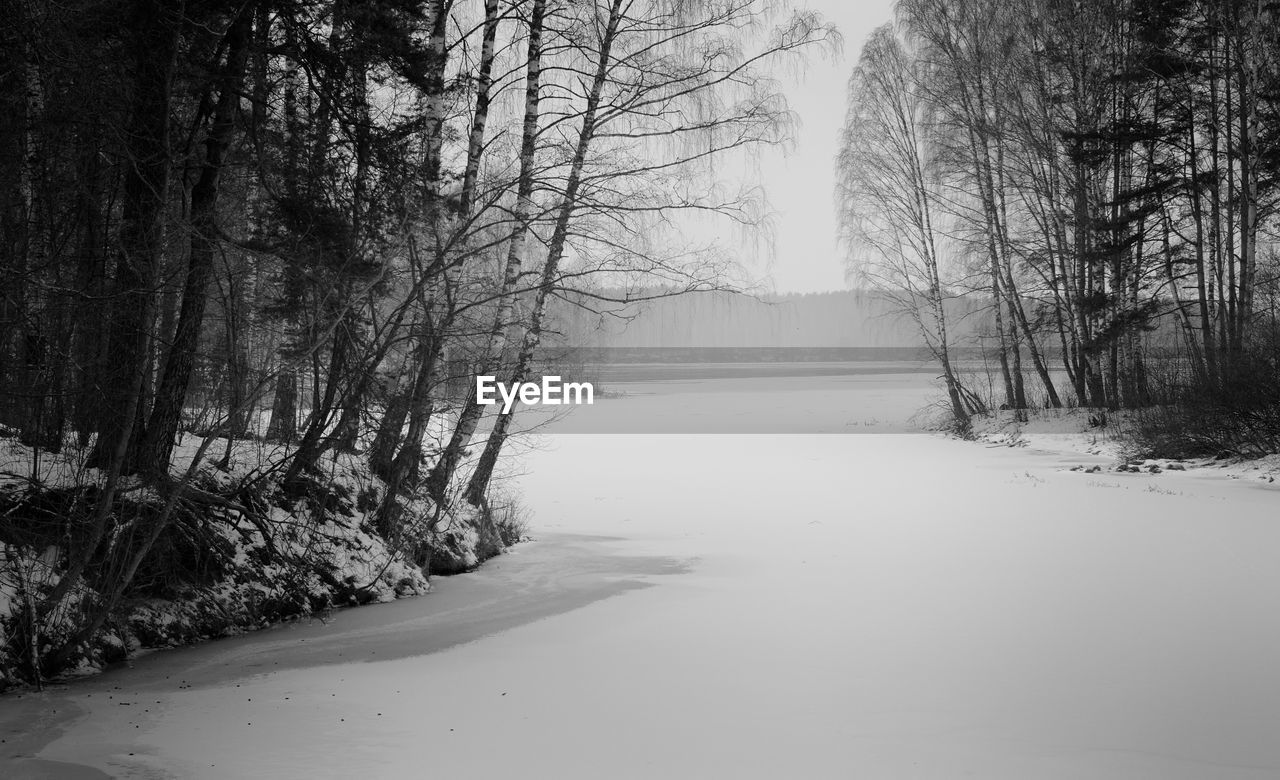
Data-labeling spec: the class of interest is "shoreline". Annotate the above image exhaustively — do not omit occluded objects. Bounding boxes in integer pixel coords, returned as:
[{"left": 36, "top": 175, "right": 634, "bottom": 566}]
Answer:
[{"left": 0, "top": 533, "right": 688, "bottom": 777}]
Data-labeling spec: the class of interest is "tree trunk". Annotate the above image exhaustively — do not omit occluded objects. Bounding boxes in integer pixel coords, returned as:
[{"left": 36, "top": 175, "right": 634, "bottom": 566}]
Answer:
[
  {"left": 377, "top": 329, "right": 440, "bottom": 528},
  {"left": 266, "top": 369, "right": 298, "bottom": 442},
  {"left": 369, "top": 367, "right": 412, "bottom": 480},
  {"left": 428, "top": 0, "right": 543, "bottom": 502},
  {"left": 140, "top": 5, "right": 253, "bottom": 474},
  {"left": 365, "top": 0, "right": 451, "bottom": 517},
  {"left": 89, "top": 0, "right": 185, "bottom": 470},
  {"left": 465, "top": 0, "right": 625, "bottom": 506}
]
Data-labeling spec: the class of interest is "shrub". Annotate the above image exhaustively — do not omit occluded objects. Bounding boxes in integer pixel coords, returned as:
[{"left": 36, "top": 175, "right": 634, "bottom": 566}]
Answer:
[
  {"left": 489, "top": 496, "right": 533, "bottom": 548},
  {"left": 1125, "top": 341, "right": 1280, "bottom": 458}
]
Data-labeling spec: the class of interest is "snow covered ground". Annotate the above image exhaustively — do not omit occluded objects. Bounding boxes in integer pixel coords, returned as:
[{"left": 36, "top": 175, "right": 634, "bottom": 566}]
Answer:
[{"left": 2, "top": 369, "right": 1279, "bottom": 779}]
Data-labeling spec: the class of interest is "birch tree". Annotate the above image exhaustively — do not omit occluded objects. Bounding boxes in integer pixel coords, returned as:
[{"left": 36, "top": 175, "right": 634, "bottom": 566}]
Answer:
[{"left": 837, "top": 24, "right": 979, "bottom": 429}]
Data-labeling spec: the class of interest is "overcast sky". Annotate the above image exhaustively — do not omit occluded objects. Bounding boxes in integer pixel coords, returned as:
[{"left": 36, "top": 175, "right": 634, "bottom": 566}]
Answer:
[{"left": 752, "top": 0, "right": 897, "bottom": 294}]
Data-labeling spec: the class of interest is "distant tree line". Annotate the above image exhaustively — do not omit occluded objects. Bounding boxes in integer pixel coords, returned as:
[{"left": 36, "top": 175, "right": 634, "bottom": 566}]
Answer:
[
  {"left": 838, "top": 0, "right": 1280, "bottom": 450},
  {"left": 552, "top": 288, "right": 987, "bottom": 349},
  {"left": 0, "top": 0, "right": 833, "bottom": 675}
]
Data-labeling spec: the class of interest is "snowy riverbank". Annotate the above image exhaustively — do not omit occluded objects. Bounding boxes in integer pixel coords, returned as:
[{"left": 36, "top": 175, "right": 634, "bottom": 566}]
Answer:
[{"left": 0, "top": 432, "right": 504, "bottom": 690}]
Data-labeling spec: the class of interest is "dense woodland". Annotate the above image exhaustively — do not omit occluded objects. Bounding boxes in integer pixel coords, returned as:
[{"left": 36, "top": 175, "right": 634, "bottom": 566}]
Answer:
[
  {"left": 838, "top": 0, "right": 1280, "bottom": 450},
  {"left": 0, "top": 0, "right": 831, "bottom": 682}
]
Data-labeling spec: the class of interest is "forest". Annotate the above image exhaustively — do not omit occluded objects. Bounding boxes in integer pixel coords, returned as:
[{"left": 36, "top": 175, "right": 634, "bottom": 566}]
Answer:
[
  {"left": 838, "top": 0, "right": 1280, "bottom": 451},
  {"left": 0, "top": 0, "right": 832, "bottom": 685}
]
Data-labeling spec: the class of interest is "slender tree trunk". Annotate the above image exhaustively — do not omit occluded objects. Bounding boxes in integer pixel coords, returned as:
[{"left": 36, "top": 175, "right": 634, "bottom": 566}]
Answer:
[
  {"left": 377, "top": 329, "right": 439, "bottom": 530},
  {"left": 428, "top": 0, "right": 543, "bottom": 501},
  {"left": 465, "top": 0, "right": 625, "bottom": 506},
  {"left": 283, "top": 309, "right": 356, "bottom": 484},
  {"left": 1187, "top": 115, "right": 1218, "bottom": 384},
  {"left": 72, "top": 129, "right": 108, "bottom": 446},
  {"left": 369, "top": 368, "right": 412, "bottom": 479},
  {"left": 1234, "top": 5, "right": 1258, "bottom": 353},
  {"left": 375, "top": 0, "right": 450, "bottom": 509},
  {"left": 960, "top": 120, "right": 1018, "bottom": 410},
  {"left": 140, "top": 6, "right": 253, "bottom": 474},
  {"left": 89, "top": 0, "right": 185, "bottom": 470},
  {"left": 458, "top": 0, "right": 502, "bottom": 218}
]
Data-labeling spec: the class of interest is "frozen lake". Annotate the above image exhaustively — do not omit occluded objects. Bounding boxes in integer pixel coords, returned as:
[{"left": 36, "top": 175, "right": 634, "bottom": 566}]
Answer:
[
  {"left": 520, "top": 360, "right": 947, "bottom": 433},
  {"left": 3, "top": 370, "right": 1280, "bottom": 778}
]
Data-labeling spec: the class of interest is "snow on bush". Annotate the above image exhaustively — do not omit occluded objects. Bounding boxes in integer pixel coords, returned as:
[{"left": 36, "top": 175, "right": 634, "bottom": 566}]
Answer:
[{"left": 0, "top": 434, "right": 502, "bottom": 690}]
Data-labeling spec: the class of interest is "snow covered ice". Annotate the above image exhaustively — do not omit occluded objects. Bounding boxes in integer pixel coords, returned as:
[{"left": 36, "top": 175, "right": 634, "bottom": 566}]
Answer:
[{"left": 3, "top": 373, "right": 1280, "bottom": 779}]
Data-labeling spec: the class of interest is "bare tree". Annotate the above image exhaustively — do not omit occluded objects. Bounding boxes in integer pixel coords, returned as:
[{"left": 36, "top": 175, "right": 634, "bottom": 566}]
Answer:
[{"left": 838, "top": 24, "right": 980, "bottom": 429}]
